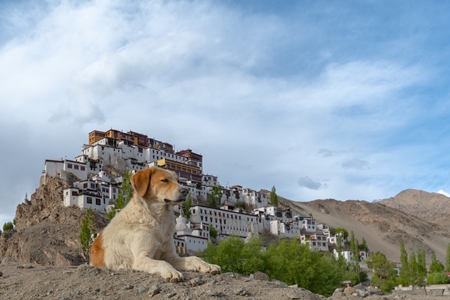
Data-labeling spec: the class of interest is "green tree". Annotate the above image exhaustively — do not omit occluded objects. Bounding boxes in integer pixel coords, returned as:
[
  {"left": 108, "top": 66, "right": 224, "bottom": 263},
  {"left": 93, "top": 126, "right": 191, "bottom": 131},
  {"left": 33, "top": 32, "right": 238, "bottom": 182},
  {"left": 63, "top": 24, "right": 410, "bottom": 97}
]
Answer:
[
  {"left": 270, "top": 186, "right": 278, "bottom": 207},
  {"left": 3, "top": 222, "right": 14, "bottom": 231},
  {"left": 183, "top": 194, "right": 192, "bottom": 219},
  {"left": 409, "top": 252, "right": 418, "bottom": 287},
  {"left": 429, "top": 252, "right": 445, "bottom": 273},
  {"left": 79, "top": 208, "right": 96, "bottom": 260},
  {"left": 371, "top": 252, "right": 397, "bottom": 293},
  {"left": 335, "top": 228, "right": 348, "bottom": 240},
  {"left": 348, "top": 231, "right": 361, "bottom": 283},
  {"left": 427, "top": 272, "right": 450, "bottom": 284},
  {"left": 107, "top": 169, "right": 133, "bottom": 220},
  {"left": 265, "top": 239, "right": 341, "bottom": 296},
  {"left": 335, "top": 230, "right": 346, "bottom": 280},
  {"left": 359, "top": 237, "right": 369, "bottom": 251},
  {"left": 446, "top": 242, "right": 450, "bottom": 272},
  {"left": 209, "top": 225, "right": 218, "bottom": 239},
  {"left": 398, "top": 241, "right": 411, "bottom": 286},
  {"left": 416, "top": 249, "right": 427, "bottom": 286},
  {"left": 235, "top": 200, "right": 247, "bottom": 210},
  {"left": 209, "top": 185, "right": 222, "bottom": 208}
]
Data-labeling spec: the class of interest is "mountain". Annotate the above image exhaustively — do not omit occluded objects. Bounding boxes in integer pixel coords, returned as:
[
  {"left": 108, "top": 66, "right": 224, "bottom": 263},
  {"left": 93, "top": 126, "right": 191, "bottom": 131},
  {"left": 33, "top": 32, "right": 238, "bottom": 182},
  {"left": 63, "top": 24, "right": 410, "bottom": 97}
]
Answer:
[
  {"left": 380, "top": 189, "right": 450, "bottom": 227},
  {"left": 276, "top": 191, "right": 450, "bottom": 264}
]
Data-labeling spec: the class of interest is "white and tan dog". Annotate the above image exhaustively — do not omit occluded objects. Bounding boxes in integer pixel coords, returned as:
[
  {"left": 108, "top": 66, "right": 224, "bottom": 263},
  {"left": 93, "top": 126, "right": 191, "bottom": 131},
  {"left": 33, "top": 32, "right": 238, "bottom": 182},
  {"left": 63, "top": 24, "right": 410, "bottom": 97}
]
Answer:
[{"left": 90, "top": 167, "right": 221, "bottom": 282}]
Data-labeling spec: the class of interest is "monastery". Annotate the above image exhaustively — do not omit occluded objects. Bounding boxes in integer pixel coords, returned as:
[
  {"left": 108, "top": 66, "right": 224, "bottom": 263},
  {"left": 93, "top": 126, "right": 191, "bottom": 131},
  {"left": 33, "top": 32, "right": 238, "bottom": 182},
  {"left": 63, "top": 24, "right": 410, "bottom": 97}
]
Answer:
[{"left": 42, "top": 129, "right": 353, "bottom": 258}]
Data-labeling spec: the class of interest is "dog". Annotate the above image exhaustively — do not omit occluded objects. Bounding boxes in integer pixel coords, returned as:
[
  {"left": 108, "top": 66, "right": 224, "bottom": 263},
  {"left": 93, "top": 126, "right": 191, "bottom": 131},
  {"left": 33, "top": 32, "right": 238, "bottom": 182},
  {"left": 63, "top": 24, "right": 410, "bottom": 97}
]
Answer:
[{"left": 90, "top": 167, "right": 221, "bottom": 282}]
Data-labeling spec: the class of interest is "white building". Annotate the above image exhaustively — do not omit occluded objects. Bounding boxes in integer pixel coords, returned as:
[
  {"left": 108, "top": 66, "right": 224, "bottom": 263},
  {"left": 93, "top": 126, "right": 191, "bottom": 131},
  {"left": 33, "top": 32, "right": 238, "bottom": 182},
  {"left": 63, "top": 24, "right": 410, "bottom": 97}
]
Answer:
[
  {"left": 359, "top": 250, "right": 371, "bottom": 262},
  {"left": 300, "top": 233, "right": 329, "bottom": 251},
  {"left": 301, "top": 216, "right": 316, "bottom": 233},
  {"left": 269, "top": 219, "right": 301, "bottom": 238},
  {"left": 319, "top": 225, "right": 346, "bottom": 246},
  {"left": 334, "top": 249, "right": 354, "bottom": 262},
  {"left": 241, "top": 188, "right": 268, "bottom": 208},
  {"left": 327, "top": 232, "right": 345, "bottom": 246},
  {"left": 252, "top": 206, "right": 300, "bottom": 236},
  {"left": 44, "top": 159, "right": 88, "bottom": 182},
  {"left": 63, "top": 178, "right": 119, "bottom": 212},
  {"left": 175, "top": 216, "right": 210, "bottom": 253},
  {"left": 174, "top": 238, "right": 186, "bottom": 255},
  {"left": 189, "top": 205, "right": 258, "bottom": 239}
]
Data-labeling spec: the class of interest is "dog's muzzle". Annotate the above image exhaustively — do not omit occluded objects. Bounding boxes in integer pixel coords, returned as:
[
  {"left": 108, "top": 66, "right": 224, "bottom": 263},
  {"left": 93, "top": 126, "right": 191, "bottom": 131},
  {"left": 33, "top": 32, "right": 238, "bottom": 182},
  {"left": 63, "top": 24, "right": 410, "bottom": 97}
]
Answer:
[{"left": 164, "top": 187, "right": 189, "bottom": 203}]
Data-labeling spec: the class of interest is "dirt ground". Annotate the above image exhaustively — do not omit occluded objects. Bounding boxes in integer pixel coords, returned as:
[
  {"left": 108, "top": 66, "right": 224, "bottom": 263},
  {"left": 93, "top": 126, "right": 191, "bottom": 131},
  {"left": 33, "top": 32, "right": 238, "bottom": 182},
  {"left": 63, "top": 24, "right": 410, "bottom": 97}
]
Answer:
[
  {"left": 1, "top": 259, "right": 447, "bottom": 300},
  {"left": 0, "top": 259, "right": 328, "bottom": 300}
]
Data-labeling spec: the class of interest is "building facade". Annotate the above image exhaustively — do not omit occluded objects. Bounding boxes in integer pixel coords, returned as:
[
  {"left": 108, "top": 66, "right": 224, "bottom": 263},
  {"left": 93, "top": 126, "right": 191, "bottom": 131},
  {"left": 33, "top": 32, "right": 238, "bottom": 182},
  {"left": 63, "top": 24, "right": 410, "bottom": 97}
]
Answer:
[{"left": 189, "top": 205, "right": 258, "bottom": 239}]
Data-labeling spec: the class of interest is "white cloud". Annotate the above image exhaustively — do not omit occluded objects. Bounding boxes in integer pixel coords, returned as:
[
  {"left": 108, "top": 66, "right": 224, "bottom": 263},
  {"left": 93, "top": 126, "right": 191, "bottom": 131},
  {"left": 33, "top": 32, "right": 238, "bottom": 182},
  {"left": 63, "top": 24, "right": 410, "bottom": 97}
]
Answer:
[{"left": 0, "top": 0, "right": 448, "bottom": 224}]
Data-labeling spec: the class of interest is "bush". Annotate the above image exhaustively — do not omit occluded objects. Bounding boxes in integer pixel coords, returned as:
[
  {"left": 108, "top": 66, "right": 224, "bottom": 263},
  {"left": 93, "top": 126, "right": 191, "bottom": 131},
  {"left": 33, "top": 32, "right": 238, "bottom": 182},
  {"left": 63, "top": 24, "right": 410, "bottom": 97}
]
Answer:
[
  {"left": 235, "top": 201, "right": 247, "bottom": 210},
  {"left": 199, "top": 237, "right": 343, "bottom": 297},
  {"left": 199, "top": 237, "right": 265, "bottom": 275},
  {"left": 209, "top": 225, "right": 218, "bottom": 239},
  {"left": 3, "top": 222, "right": 14, "bottom": 231},
  {"left": 427, "top": 272, "right": 450, "bottom": 284}
]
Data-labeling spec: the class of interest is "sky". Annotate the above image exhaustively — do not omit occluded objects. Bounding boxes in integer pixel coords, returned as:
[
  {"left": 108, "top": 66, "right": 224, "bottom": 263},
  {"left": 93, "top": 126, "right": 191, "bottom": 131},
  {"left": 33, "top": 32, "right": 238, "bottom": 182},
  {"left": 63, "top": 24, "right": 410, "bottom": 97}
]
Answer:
[{"left": 2, "top": 0, "right": 450, "bottom": 226}]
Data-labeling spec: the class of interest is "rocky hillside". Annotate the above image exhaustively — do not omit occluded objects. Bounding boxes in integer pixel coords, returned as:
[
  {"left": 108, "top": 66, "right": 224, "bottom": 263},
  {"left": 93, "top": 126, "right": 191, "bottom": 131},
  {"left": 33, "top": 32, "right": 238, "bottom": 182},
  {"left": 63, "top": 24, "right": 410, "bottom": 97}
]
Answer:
[
  {"left": 0, "top": 176, "right": 107, "bottom": 266},
  {"left": 380, "top": 189, "right": 450, "bottom": 227},
  {"left": 275, "top": 193, "right": 450, "bottom": 264}
]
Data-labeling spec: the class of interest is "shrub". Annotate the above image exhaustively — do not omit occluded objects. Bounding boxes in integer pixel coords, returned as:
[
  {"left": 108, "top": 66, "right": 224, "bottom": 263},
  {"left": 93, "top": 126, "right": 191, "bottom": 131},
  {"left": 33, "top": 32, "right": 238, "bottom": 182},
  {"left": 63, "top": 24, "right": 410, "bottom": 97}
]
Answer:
[
  {"left": 199, "top": 237, "right": 343, "bottom": 297},
  {"left": 427, "top": 272, "right": 450, "bottom": 284},
  {"left": 3, "top": 222, "right": 14, "bottom": 231},
  {"left": 209, "top": 225, "right": 218, "bottom": 239}
]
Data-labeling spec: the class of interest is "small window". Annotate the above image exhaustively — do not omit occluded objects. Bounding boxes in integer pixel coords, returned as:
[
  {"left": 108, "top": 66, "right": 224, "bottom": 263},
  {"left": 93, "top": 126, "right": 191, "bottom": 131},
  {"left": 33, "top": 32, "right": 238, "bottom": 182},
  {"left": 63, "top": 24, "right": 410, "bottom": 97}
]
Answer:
[
  {"left": 87, "top": 197, "right": 92, "bottom": 204},
  {"left": 96, "top": 199, "right": 101, "bottom": 205}
]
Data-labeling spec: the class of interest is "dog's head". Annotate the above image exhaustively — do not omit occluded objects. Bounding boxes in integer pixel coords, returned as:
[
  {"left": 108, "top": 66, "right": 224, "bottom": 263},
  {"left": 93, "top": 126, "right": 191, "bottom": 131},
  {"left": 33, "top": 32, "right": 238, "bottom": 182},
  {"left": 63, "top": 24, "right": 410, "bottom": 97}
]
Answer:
[{"left": 130, "top": 167, "right": 188, "bottom": 205}]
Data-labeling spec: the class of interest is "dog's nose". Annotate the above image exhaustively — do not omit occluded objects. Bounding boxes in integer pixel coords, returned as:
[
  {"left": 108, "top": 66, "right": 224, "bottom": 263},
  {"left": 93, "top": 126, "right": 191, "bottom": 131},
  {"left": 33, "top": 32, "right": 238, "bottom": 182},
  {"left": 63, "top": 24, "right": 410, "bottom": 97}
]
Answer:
[{"left": 180, "top": 188, "right": 189, "bottom": 196}]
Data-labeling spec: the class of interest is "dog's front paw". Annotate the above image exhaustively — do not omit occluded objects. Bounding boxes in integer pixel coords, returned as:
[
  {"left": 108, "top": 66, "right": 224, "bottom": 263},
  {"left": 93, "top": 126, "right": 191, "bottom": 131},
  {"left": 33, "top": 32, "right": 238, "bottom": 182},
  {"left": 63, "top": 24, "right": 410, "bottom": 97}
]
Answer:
[
  {"left": 207, "top": 263, "right": 221, "bottom": 275},
  {"left": 195, "top": 261, "right": 221, "bottom": 275},
  {"left": 162, "top": 269, "right": 184, "bottom": 283}
]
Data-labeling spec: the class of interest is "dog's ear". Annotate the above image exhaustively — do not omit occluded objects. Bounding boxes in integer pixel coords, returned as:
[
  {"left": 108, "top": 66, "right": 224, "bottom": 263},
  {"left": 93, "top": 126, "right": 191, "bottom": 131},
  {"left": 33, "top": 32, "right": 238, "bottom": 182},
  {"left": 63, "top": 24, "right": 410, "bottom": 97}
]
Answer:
[{"left": 131, "top": 168, "right": 154, "bottom": 197}]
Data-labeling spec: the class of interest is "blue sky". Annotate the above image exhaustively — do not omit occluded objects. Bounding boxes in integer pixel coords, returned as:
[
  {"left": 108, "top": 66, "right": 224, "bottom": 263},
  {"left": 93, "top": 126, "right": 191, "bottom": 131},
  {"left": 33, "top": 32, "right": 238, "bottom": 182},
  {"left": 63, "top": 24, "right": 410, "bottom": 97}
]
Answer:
[{"left": 1, "top": 0, "right": 450, "bottom": 226}]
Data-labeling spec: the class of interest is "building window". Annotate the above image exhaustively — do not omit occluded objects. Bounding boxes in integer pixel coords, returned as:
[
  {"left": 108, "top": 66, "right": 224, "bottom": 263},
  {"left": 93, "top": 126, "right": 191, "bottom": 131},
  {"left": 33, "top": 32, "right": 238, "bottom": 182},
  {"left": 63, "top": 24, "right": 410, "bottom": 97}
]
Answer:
[
  {"left": 87, "top": 197, "right": 92, "bottom": 204},
  {"left": 81, "top": 166, "right": 85, "bottom": 171},
  {"left": 68, "top": 164, "right": 73, "bottom": 169},
  {"left": 96, "top": 199, "right": 101, "bottom": 205},
  {"left": 74, "top": 165, "right": 79, "bottom": 170}
]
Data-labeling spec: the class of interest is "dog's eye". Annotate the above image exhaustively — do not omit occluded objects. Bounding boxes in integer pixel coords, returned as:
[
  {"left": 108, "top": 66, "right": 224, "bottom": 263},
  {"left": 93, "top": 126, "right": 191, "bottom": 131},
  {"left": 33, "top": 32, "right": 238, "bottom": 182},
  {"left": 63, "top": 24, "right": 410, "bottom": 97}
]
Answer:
[{"left": 161, "top": 179, "right": 169, "bottom": 183}]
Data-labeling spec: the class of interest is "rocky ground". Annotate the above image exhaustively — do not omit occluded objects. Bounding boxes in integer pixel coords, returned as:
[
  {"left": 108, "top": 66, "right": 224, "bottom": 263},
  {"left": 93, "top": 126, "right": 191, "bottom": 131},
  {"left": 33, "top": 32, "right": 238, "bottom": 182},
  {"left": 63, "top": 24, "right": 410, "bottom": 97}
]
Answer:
[{"left": 0, "top": 258, "right": 447, "bottom": 300}]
